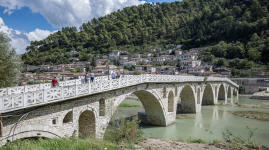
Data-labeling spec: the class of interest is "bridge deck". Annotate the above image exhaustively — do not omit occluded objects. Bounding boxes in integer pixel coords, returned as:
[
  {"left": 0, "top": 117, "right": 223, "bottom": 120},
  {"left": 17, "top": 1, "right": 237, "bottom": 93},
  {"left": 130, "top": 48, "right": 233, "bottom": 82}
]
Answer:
[{"left": 0, "top": 75, "right": 238, "bottom": 113}]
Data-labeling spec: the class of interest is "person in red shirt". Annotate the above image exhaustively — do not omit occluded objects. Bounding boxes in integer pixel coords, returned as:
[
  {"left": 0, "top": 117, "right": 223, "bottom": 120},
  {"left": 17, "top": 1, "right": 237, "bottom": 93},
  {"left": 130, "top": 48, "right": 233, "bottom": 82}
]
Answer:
[{"left": 52, "top": 77, "right": 58, "bottom": 87}]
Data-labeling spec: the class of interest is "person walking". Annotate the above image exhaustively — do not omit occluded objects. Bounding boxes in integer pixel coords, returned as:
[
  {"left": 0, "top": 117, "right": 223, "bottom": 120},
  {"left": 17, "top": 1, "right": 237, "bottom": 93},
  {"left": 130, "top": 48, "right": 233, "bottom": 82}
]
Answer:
[
  {"left": 111, "top": 71, "right": 115, "bottom": 79},
  {"left": 85, "top": 73, "right": 89, "bottom": 83},
  {"left": 52, "top": 77, "right": 58, "bottom": 87},
  {"left": 90, "top": 72, "right": 95, "bottom": 82}
]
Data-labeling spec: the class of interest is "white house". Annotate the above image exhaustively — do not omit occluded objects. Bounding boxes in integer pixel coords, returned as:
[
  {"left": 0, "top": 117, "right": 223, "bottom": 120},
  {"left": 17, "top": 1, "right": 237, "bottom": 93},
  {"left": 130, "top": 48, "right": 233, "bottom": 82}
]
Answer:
[{"left": 180, "top": 60, "right": 201, "bottom": 70}]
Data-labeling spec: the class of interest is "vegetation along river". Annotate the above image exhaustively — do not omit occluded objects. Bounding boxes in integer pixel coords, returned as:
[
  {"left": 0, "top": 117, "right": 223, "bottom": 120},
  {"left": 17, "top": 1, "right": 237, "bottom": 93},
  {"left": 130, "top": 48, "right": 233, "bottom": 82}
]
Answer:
[{"left": 113, "top": 96, "right": 269, "bottom": 146}]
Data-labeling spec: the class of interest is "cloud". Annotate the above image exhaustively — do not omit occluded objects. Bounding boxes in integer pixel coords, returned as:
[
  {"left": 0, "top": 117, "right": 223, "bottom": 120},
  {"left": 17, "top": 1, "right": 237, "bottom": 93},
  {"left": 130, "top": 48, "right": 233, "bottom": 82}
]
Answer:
[
  {"left": 0, "top": 17, "right": 54, "bottom": 54},
  {"left": 26, "top": 29, "right": 55, "bottom": 41},
  {"left": 0, "top": 0, "right": 145, "bottom": 28}
]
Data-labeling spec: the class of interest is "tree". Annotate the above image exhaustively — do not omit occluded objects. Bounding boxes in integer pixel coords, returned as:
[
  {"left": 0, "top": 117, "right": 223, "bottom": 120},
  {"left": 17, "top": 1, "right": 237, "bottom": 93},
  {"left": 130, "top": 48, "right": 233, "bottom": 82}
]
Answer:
[
  {"left": 214, "top": 58, "right": 227, "bottom": 67},
  {"left": 0, "top": 33, "right": 20, "bottom": 88}
]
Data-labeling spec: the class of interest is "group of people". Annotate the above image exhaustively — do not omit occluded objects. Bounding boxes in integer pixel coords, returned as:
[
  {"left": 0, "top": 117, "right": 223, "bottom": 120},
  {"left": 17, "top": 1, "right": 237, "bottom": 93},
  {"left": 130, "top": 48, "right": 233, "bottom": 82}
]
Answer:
[
  {"left": 51, "top": 71, "right": 122, "bottom": 87},
  {"left": 111, "top": 71, "right": 121, "bottom": 79},
  {"left": 84, "top": 72, "right": 95, "bottom": 83}
]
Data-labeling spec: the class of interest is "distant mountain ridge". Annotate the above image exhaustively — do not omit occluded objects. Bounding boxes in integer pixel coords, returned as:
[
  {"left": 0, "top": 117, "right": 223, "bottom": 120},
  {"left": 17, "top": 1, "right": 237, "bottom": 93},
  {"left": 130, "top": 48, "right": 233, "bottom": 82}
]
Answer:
[{"left": 22, "top": 0, "right": 269, "bottom": 65}]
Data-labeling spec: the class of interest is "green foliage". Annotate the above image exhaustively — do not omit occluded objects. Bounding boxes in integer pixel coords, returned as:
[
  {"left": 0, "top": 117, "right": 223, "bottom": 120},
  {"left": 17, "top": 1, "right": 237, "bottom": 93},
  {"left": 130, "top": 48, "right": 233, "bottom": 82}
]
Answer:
[
  {"left": 22, "top": 0, "right": 269, "bottom": 65},
  {"left": 0, "top": 138, "right": 118, "bottom": 150},
  {"left": 187, "top": 138, "right": 206, "bottom": 144},
  {"left": 222, "top": 126, "right": 258, "bottom": 148},
  {"left": 0, "top": 33, "right": 21, "bottom": 88},
  {"left": 104, "top": 119, "right": 142, "bottom": 144},
  {"left": 214, "top": 58, "right": 227, "bottom": 67}
]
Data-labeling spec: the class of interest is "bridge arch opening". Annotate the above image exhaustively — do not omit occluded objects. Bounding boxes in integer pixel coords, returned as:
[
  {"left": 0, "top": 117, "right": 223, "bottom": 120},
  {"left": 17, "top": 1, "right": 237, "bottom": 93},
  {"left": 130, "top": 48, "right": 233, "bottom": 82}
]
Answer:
[
  {"left": 233, "top": 89, "right": 237, "bottom": 96},
  {"left": 180, "top": 85, "right": 196, "bottom": 113},
  {"left": 78, "top": 110, "right": 95, "bottom": 138},
  {"left": 106, "top": 90, "right": 167, "bottom": 131},
  {"left": 202, "top": 84, "right": 214, "bottom": 105},
  {"left": 63, "top": 111, "right": 73, "bottom": 124},
  {"left": 218, "top": 84, "right": 226, "bottom": 102},
  {"left": 168, "top": 91, "right": 174, "bottom": 112}
]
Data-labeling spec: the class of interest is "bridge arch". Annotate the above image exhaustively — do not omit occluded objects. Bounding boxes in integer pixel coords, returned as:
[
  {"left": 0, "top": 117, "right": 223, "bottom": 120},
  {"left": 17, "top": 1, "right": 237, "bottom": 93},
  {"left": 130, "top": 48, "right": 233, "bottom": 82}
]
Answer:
[
  {"left": 218, "top": 84, "right": 226, "bottom": 101},
  {"left": 3, "top": 129, "right": 61, "bottom": 143},
  {"left": 78, "top": 110, "right": 96, "bottom": 138},
  {"left": 109, "top": 89, "right": 167, "bottom": 128},
  {"left": 202, "top": 84, "right": 214, "bottom": 105},
  {"left": 168, "top": 91, "right": 174, "bottom": 112},
  {"left": 63, "top": 111, "right": 73, "bottom": 124},
  {"left": 180, "top": 85, "right": 196, "bottom": 113}
]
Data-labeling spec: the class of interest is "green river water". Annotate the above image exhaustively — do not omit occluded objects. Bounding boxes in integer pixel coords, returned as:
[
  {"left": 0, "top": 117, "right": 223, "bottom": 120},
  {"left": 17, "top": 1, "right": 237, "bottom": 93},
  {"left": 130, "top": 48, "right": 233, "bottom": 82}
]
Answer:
[{"left": 116, "top": 96, "right": 269, "bottom": 146}]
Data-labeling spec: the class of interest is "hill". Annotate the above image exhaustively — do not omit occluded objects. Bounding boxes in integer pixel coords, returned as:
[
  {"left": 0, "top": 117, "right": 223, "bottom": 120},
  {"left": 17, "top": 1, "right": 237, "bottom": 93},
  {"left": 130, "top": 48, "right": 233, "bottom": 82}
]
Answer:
[{"left": 22, "top": 0, "right": 269, "bottom": 66}]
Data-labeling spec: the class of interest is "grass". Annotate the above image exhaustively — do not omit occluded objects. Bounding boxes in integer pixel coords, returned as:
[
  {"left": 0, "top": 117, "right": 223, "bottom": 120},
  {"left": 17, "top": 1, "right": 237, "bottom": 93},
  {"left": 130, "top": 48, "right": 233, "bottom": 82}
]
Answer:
[
  {"left": 232, "top": 111, "right": 269, "bottom": 121},
  {"left": 0, "top": 138, "right": 118, "bottom": 150},
  {"left": 1, "top": 119, "right": 143, "bottom": 150},
  {"left": 221, "top": 126, "right": 260, "bottom": 149},
  {"left": 119, "top": 103, "right": 140, "bottom": 108}
]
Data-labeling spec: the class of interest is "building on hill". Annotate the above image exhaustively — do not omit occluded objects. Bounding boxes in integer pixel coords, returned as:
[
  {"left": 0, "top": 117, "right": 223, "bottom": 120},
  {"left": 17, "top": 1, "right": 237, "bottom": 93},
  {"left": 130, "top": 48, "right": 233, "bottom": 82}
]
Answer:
[
  {"left": 187, "top": 66, "right": 205, "bottom": 76},
  {"left": 92, "top": 65, "right": 123, "bottom": 75},
  {"left": 135, "top": 65, "right": 156, "bottom": 74},
  {"left": 156, "top": 66, "right": 178, "bottom": 75},
  {"left": 189, "top": 48, "right": 203, "bottom": 54},
  {"left": 213, "top": 67, "right": 231, "bottom": 77},
  {"left": 122, "top": 61, "right": 136, "bottom": 66},
  {"left": 108, "top": 50, "right": 121, "bottom": 60},
  {"left": 119, "top": 55, "right": 129, "bottom": 65},
  {"left": 180, "top": 59, "right": 201, "bottom": 70},
  {"left": 175, "top": 50, "right": 183, "bottom": 56},
  {"left": 142, "top": 53, "right": 153, "bottom": 58},
  {"left": 96, "top": 59, "right": 109, "bottom": 66},
  {"left": 178, "top": 53, "right": 197, "bottom": 61}
]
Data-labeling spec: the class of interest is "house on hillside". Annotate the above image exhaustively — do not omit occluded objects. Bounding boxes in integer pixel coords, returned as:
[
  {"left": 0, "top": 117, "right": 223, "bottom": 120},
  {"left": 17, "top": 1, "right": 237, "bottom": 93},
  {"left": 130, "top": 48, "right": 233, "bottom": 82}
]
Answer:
[
  {"left": 135, "top": 65, "right": 156, "bottom": 73},
  {"left": 180, "top": 60, "right": 201, "bottom": 70}
]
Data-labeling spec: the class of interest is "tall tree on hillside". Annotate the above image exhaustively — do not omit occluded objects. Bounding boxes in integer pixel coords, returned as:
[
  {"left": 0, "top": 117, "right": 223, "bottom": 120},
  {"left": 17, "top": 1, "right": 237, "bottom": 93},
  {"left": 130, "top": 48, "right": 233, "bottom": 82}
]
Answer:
[{"left": 0, "top": 32, "right": 21, "bottom": 88}]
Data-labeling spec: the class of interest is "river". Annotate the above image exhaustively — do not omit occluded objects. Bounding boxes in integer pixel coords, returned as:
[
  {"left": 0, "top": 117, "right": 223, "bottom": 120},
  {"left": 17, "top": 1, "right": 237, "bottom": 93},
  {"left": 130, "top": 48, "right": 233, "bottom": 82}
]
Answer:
[{"left": 114, "top": 96, "right": 269, "bottom": 146}]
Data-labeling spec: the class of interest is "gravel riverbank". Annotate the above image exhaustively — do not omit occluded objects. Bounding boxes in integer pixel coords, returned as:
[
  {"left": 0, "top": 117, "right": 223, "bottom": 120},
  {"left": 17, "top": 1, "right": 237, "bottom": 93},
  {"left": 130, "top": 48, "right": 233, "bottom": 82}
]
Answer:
[{"left": 132, "top": 138, "right": 268, "bottom": 150}]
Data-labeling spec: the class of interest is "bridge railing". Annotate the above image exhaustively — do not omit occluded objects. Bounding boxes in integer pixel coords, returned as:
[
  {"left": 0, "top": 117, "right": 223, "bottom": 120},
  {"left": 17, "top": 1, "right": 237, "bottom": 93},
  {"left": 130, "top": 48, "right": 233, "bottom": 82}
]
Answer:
[
  {"left": 0, "top": 75, "right": 238, "bottom": 113},
  {"left": 0, "top": 76, "right": 113, "bottom": 97}
]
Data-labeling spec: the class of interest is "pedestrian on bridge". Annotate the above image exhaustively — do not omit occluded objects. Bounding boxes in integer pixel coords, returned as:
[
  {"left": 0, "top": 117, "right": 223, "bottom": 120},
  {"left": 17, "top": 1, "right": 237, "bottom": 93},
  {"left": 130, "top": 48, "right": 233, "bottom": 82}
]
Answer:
[
  {"left": 84, "top": 73, "right": 89, "bottom": 83},
  {"left": 90, "top": 72, "right": 94, "bottom": 82},
  {"left": 111, "top": 71, "right": 116, "bottom": 79},
  {"left": 52, "top": 77, "right": 58, "bottom": 87}
]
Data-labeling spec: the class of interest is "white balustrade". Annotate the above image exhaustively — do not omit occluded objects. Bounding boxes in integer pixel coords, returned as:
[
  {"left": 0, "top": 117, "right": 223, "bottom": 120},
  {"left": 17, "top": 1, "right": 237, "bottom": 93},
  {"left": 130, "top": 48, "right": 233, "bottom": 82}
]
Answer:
[{"left": 0, "top": 75, "right": 238, "bottom": 113}]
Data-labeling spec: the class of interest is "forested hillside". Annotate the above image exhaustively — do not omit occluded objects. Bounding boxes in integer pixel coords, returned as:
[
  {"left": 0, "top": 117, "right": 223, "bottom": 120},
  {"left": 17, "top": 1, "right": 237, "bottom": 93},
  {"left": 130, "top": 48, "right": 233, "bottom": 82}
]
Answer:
[{"left": 22, "top": 0, "right": 269, "bottom": 65}]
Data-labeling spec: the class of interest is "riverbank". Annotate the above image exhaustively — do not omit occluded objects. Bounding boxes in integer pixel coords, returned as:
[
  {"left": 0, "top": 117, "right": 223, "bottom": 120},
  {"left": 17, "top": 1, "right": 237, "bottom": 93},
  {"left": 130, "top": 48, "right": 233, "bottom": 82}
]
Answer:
[
  {"left": 136, "top": 138, "right": 269, "bottom": 150},
  {"left": 250, "top": 90, "right": 269, "bottom": 100},
  {"left": 2, "top": 138, "right": 267, "bottom": 150}
]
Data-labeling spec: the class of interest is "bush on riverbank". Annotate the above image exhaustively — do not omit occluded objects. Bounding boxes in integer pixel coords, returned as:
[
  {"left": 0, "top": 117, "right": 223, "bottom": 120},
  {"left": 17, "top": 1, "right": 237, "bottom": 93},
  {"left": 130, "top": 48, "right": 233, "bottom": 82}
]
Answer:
[
  {"left": 104, "top": 119, "right": 143, "bottom": 144},
  {"left": 222, "top": 126, "right": 261, "bottom": 149}
]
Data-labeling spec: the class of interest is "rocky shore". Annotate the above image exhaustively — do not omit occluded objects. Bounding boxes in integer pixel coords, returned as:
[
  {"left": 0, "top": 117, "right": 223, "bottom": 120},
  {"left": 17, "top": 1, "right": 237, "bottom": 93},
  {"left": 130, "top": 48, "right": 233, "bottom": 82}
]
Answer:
[
  {"left": 133, "top": 138, "right": 268, "bottom": 150},
  {"left": 250, "top": 89, "right": 269, "bottom": 100}
]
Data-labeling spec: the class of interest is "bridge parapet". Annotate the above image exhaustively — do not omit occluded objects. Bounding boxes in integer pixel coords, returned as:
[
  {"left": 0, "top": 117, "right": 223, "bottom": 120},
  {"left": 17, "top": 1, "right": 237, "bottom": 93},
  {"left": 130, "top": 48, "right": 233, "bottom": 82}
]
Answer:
[{"left": 0, "top": 75, "right": 238, "bottom": 113}]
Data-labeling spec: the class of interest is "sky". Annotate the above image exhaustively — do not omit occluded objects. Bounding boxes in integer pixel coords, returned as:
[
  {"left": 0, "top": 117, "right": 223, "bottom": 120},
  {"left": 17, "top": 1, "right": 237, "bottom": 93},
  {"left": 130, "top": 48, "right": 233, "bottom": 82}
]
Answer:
[{"left": 0, "top": 0, "right": 180, "bottom": 54}]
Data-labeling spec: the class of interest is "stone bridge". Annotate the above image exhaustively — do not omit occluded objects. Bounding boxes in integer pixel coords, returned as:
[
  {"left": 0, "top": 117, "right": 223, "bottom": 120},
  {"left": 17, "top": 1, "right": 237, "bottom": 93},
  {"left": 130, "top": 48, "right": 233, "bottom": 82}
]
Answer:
[{"left": 0, "top": 75, "right": 239, "bottom": 144}]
